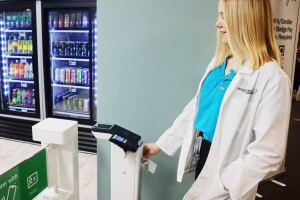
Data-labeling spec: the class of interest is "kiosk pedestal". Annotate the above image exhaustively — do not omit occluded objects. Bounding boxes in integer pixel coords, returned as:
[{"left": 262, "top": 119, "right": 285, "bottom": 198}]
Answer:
[
  {"left": 32, "top": 118, "right": 79, "bottom": 200},
  {"left": 93, "top": 125, "right": 143, "bottom": 200}
]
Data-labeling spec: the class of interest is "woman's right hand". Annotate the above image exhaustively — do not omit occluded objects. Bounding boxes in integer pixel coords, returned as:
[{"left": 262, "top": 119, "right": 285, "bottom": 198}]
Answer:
[{"left": 143, "top": 143, "right": 161, "bottom": 159}]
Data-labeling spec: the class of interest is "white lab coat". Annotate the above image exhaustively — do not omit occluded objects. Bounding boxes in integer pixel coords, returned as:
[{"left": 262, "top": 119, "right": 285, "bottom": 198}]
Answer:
[{"left": 156, "top": 58, "right": 291, "bottom": 200}]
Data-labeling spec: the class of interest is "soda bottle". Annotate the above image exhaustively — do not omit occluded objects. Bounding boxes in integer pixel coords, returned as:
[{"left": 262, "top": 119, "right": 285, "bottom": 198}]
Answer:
[
  {"left": 58, "top": 13, "right": 64, "bottom": 28},
  {"left": 17, "top": 89, "right": 22, "bottom": 104},
  {"left": 55, "top": 67, "right": 60, "bottom": 83},
  {"left": 65, "top": 68, "right": 71, "bottom": 83},
  {"left": 76, "top": 68, "right": 82, "bottom": 84},
  {"left": 64, "top": 13, "right": 70, "bottom": 29},
  {"left": 15, "top": 60, "right": 20, "bottom": 78},
  {"left": 12, "top": 89, "right": 17, "bottom": 104},
  {"left": 71, "top": 68, "right": 76, "bottom": 84},
  {"left": 60, "top": 68, "right": 65, "bottom": 83},
  {"left": 27, "top": 36, "right": 32, "bottom": 54},
  {"left": 22, "top": 89, "right": 27, "bottom": 105},
  {"left": 75, "top": 12, "right": 82, "bottom": 29},
  {"left": 26, "top": 90, "right": 32, "bottom": 106},
  {"left": 29, "top": 62, "right": 33, "bottom": 79},
  {"left": 19, "top": 61, "right": 25, "bottom": 79},
  {"left": 82, "top": 12, "right": 89, "bottom": 29},
  {"left": 18, "top": 36, "right": 23, "bottom": 54},
  {"left": 53, "top": 13, "right": 58, "bottom": 29},
  {"left": 20, "top": 13, "right": 25, "bottom": 28},
  {"left": 26, "top": 11, "right": 32, "bottom": 28},
  {"left": 9, "top": 60, "right": 15, "bottom": 78},
  {"left": 12, "top": 36, "right": 18, "bottom": 53},
  {"left": 6, "top": 15, "right": 11, "bottom": 29},
  {"left": 70, "top": 13, "right": 76, "bottom": 29},
  {"left": 11, "top": 14, "right": 16, "bottom": 28},
  {"left": 7, "top": 35, "right": 13, "bottom": 53},
  {"left": 81, "top": 42, "right": 87, "bottom": 57},
  {"left": 24, "top": 61, "right": 30, "bottom": 79},
  {"left": 23, "top": 36, "right": 28, "bottom": 54},
  {"left": 32, "top": 89, "right": 35, "bottom": 106},
  {"left": 15, "top": 14, "right": 20, "bottom": 28}
]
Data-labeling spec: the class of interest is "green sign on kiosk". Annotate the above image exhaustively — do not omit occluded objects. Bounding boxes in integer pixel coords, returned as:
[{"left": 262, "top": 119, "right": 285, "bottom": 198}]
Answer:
[{"left": 0, "top": 149, "right": 48, "bottom": 200}]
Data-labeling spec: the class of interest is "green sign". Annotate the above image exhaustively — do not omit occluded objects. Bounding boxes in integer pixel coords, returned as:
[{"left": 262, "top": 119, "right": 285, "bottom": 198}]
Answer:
[{"left": 0, "top": 149, "right": 48, "bottom": 200}]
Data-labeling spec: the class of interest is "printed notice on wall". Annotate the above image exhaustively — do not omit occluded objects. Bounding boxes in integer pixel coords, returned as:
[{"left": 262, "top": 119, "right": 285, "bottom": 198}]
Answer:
[{"left": 271, "top": 0, "right": 300, "bottom": 80}]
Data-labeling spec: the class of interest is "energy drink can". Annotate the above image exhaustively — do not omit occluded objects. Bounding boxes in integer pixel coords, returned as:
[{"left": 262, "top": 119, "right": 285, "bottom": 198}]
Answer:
[
  {"left": 65, "top": 68, "right": 71, "bottom": 83},
  {"left": 60, "top": 68, "right": 65, "bottom": 83},
  {"left": 82, "top": 69, "right": 89, "bottom": 85},
  {"left": 76, "top": 68, "right": 82, "bottom": 84}
]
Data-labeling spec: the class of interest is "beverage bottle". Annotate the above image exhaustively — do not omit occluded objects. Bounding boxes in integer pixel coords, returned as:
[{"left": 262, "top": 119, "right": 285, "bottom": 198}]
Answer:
[
  {"left": 71, "top": 68, "right": 76, "bottom": 84},
  {"left": 26, "top": 90, "right": 32, "bottom": 106},
  {"left": 81, "top": 42, "right": 87, "bottom": 57},
  {"left": 6, "top": 15, "right": 11, "bottom": 29},
  {"left": 32, "top": 89, "right": 35, "bottom": 106},
  {"left": 12, "top": 36, "right": 18, "bottom": 53},
  {"left": 55, "top": 67, "right": 60, "bottom": 83},
  {"left": 23, "top": 36, "right": 28, "bottom": 54},
  {"left": 9, "top": 60, "right": 15, "bottom": 78},
  {"left": 60, "top": 68, "right": 65, "bottom": 83},
  {"left": 58, "top": 13, "right": 64, "bottom": 28},
  {"left": 27, "top": 36, "right": 32, "bottom": 54},
  {"left": 76, "top": 68, "right": 82, "bottom": 84},
  {"left": 82, "top": 12, "right": 89, "bottom": 29},
  {"left": 20, "top": 13, "right": 25, "bottom": 28},
  {"left": 11, "top": 14, "right": 16, "bottom": 28},
  {"left": 22, "top": 89, "right": 27, "bottom": 105},
  {"left": 15, "top": 60, "right": 20, "bottom": 78},
  {"left": 64, "top": 13, "right": 70, "bottom": 29},
  {"left": 29, "top": 62, "right": 33, "bottom": 79},
  {"left": 65, "top": 68, "right": 71, "bottom": 83},
  {"left": 26, "top": 11, "right": 32, "bottom": 29},
  {"left": 24, "top": 61, "right": 30, "bottom": 79},
  {"left": 19, "top": 61, "right": 25, "bottom": 79},
  {"left": 7, "top": 35, "right": 13, "bottom": 53},
  {"left": 70, "top": 13, "right": 76, "bottom": 29},
  {"left": 15, "top": 14, "right": 20, "bottom": 28},
  {"left": 12, "top": 89, "right": 17, "bottom": 104},
  {"left": 76, "top": 12, "right": 82, "bottom": 29},
  {"left": 18, "top": 36, "right": 23, "bottom": 54},
  {"left": 53, "top": 13, "right": 58, "bottom": 29},
  {"left": 17, "top": 89, "right": 22, "bottom": 104}
]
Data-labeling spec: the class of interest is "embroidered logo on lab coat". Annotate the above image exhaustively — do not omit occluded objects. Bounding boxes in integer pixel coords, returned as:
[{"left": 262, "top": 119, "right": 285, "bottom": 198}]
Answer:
[{"left": 237, "top": 87, "right": 257, "bottom": 94}]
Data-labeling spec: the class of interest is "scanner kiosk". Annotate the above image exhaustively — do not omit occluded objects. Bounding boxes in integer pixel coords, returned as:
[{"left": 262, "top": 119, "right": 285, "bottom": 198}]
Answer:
[{"left": 92, "top": 124, "right": 144, "bottom": 200}]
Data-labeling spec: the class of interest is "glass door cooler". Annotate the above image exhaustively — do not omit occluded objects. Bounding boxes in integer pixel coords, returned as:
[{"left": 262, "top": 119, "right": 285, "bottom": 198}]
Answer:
[
  {"left": 0, "top": 5, "right": 40, "bottom": 118},
  {"left": 44, "top": 6, "right": 97, "bottom": 124}
]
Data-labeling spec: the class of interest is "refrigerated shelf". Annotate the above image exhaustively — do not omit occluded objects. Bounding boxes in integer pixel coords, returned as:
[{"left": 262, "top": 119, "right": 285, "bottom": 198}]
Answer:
[
  {"left": 50, "top": 57, "right": 89, "bottom": 62},
  {"left": 9, "top": 106, "right": 35, "bottom": 112},
  {"left": 53, "top": 111, "right": 89, "bottom": 118},
  {"left": 4, "top": 30, "right": 32, "bottom": 33},
  {"left": 50, "top": 30, "right": 89, "bottom": 33},
  {"left": 7, "top": 80, "right": 34, "bottom": 84},
  {"left": 51, "top": 83, "right": 89, "bottom": 89}
]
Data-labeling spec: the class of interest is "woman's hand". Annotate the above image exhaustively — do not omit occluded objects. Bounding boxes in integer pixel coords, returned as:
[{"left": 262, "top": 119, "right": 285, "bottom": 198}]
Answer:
[{"left": 143, "top": 143, "right": 161, "bottom": 159}]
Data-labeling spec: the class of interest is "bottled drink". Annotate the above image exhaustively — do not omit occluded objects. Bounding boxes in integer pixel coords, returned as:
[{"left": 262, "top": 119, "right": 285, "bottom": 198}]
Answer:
[
  {"left": 64, "top": 42, "right": 70, "bottom": 56},
  {"left": 82, "top": 69, "right": 89, "bottom": 85},
  {"left": 20, "top": 14, "right": 25, "bottom": 28},
  {"left": 81, "top": 42, "right": 87, "bottom": 57},
  {"left": 69, "top": 41, "right": 75, "bottom": 57},
  {"left": 75, "top": 12, "right": 82, "bottom": 29},
  {"left": 48, "top": 13, "right": 53, "bottom": 29},
  {"left": 32, "top": 89, "right": 35, "bottom": 106},
  {"left": 25, "top": 11, "right": 32, "bottom": 28},
  {"left": 59, "top": 42, "right": 65, "bottom": 57},
  {"left": 24, "top": 61, "right": 30, "bottom": 79},
  {"left": 82, "top": 13, "right": 89, "bottom": 29},
  {"left": 64, "top": 13, "right": 70, "bottom": 28},
  {"left": 66, "top": 98, "right": 71, "bottom": 110},
  {"left": 58, "top": 13, "right": 64, "bottom": 28},
  {"left": 15, "top": 14, "right": 20, "bottom": 28},
  {"left": 70, "top": 13, "right": 76, "bottom": 29},
  {"left": 60, "top": 68, "right": 65, "bottom": 83},
  {"left": 7, "top": 35, "right": 13, "bottom": 53},
  {"left": 54, "top": 67, "right": 60, "bottom": 83},
  {"left": 18, "top": 36, "right": 23, "bottom": 54},
  {"left": 27, "top": 36, "right": 32, "bottom": 54},
  {"left": 9, "top": 60, "right": 15, "bottom": 78},
  {"left": 78, "top": 98, "right": 83, "bottom": 111},
  {"left": 76, "top": 68, "right": 82, "bottom": 84},
  {"left": 23, "top": 37, "right": 28, "bottom": 54},
  {"left": 12, "top": 36, "right": 18, "bottom": 53},
  {"left": 71, "top": 68, "right": 76, "bottom": 84},
  {"left": 83, "top": 99, "right": 89, "bottom": 112},
  {"left": 17, "top": 89, "right": 22, "bottom": 104},
  {"left": 15, "top": 60, "right": 20, "bottom": 78},
  {"left": 6, "top": 15, "right": 11, "bottom": 29},
  {"left": 28, "top": 62, "right": 33, "bottom": 79},
  {"left": 26, "top": 90, "right": 32, "bottom": 106},
  {"left": 22, "top": 89, "right": 27, "bottom": 105},
  {"left": 55, "top": 95, "right": 62, "bottom": 110},
  {"left": 75, "top": 42, "right": 82, "bottom": 57},
  {"left": 65, "top": 68, "right": 71, "bottom": 83},
  {"left": 53, "top": 13, "right": 59, "bottom": 29},
  {"left": 11, "top": 14, "right": 16, "bottom": 28},
  {"left": 19, "top": 61, "right": 25, "bottom": 79},
  {"left": 12, "top": 89, "right": 17, "bottom": 104}
]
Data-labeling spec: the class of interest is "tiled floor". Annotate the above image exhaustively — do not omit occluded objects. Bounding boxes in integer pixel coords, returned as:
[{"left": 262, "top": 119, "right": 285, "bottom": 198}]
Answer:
[{"left": 0, "top": 138, "right": 97, "bottom": 200}]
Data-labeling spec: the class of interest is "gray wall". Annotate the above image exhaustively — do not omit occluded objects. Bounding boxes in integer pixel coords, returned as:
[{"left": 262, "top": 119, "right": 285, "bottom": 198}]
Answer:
[{"left": 97, "top": 0, "right": 218, "bottom": 199}]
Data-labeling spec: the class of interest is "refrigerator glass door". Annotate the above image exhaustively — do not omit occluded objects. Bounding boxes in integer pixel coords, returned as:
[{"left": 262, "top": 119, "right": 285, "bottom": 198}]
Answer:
[
  {"left": 48, "top": 10, "right": 94, "bottom": 120},
  {"left": 0, "top": 9, "right": 37, "bottom": 114}
]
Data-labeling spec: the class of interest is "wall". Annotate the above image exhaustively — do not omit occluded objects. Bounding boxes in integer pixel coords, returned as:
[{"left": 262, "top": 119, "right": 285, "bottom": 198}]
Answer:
[{"left": 97, "top": 0, "right": 218, "bottom": 199}]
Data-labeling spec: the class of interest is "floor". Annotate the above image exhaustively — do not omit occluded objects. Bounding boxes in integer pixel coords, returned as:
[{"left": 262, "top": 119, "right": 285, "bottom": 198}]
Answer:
[{"left": 0, "top": 138, "right": 97, "bottom": 200}]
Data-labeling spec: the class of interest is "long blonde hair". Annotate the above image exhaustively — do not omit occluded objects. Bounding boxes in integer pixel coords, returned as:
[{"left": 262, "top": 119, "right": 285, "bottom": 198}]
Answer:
[{"left": 215, "top": 0, "right": 282, "bottom": 69}]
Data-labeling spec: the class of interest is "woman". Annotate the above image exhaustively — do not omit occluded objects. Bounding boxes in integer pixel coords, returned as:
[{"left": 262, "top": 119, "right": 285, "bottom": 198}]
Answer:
[{"left": 143, "top": 0, "right": 291, "bottom": 199}]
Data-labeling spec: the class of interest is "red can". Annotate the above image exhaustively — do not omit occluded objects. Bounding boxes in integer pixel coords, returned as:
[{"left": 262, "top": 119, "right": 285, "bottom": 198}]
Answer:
[{"left": 65, "top": 68, "right": 71, "bottom": 83}]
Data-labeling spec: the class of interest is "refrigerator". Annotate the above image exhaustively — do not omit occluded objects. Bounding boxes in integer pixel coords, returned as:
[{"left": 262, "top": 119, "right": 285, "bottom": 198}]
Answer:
[
  {"left": 0, "top": 1, "right": 43, "bottom": 119},
  {"left": 42, "top": 0, "right": 97, "bottom": 126}
]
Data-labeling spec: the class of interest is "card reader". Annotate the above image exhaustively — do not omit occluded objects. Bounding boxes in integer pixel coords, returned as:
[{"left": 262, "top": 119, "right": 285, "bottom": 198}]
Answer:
[{"left": 92, "top": 123, "right": 143, "bottom": 152}]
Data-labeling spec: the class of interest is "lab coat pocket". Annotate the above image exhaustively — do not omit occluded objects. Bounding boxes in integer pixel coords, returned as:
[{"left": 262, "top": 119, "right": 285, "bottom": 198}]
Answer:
[{"left": 209, "top": 175, "right": 231, "bottom": 200}]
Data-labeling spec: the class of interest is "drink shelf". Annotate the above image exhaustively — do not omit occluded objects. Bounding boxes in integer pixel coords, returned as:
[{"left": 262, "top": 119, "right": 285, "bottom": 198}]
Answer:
[
  {"left": 7, "top": 79, "right": 34, "bottom": 84},
  {"left": 9, "top": 106, "right": 35, "bottom": 112},
  {"left": 53, "top": 111, "right": 90, "bottom": 118},
  {"left": 50, "top": 57, "right": 89, "bottom": 62},
  {"left": 50, "top": 30, "right": 89, "bottom": 33},
  {"left": 5, "top": 29, "right": 32, "bottom": 33},
  {"left": 5, "top": 55, "right": 32, "bottom": 59},
  {"left": 52, "top": 83, "right": 89, "bottom": 89}
]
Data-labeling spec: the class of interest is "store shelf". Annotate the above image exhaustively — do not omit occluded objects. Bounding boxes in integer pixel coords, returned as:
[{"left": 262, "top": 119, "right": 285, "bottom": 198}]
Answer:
[
  {"left": 5, "top": 55, "right": 32, "bottom": 59},
  {"left": 53, "top": 111, "right": 89, "bottom": 118},
  {"left": 4, "top": 30, "right": 32, "bottom": 33},
  {"left": 51, "top": 83, "right": 89, "bottom": 89},
  {"left": 6, "top": 80, "right": 34, "bottom": 84},
  {"left": 50, "top": 57, "right": 89, "bottom": 62},
  {"left": 9, "top": 106, "right": 35, "bottom": 112},
  {"left": 50, "top": 30, "right": 89, "bottom": 33}
]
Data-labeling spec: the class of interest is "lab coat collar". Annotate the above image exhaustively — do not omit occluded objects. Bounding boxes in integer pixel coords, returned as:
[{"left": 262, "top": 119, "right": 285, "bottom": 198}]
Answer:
[{"left": 237, "top": 60, "right": 255, "bottom": 75}]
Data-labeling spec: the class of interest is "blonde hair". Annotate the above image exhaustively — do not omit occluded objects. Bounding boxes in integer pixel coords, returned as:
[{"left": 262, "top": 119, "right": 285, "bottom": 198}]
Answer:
[{"left": 215, "top": 0, "right": 282, "bottom": 69}]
